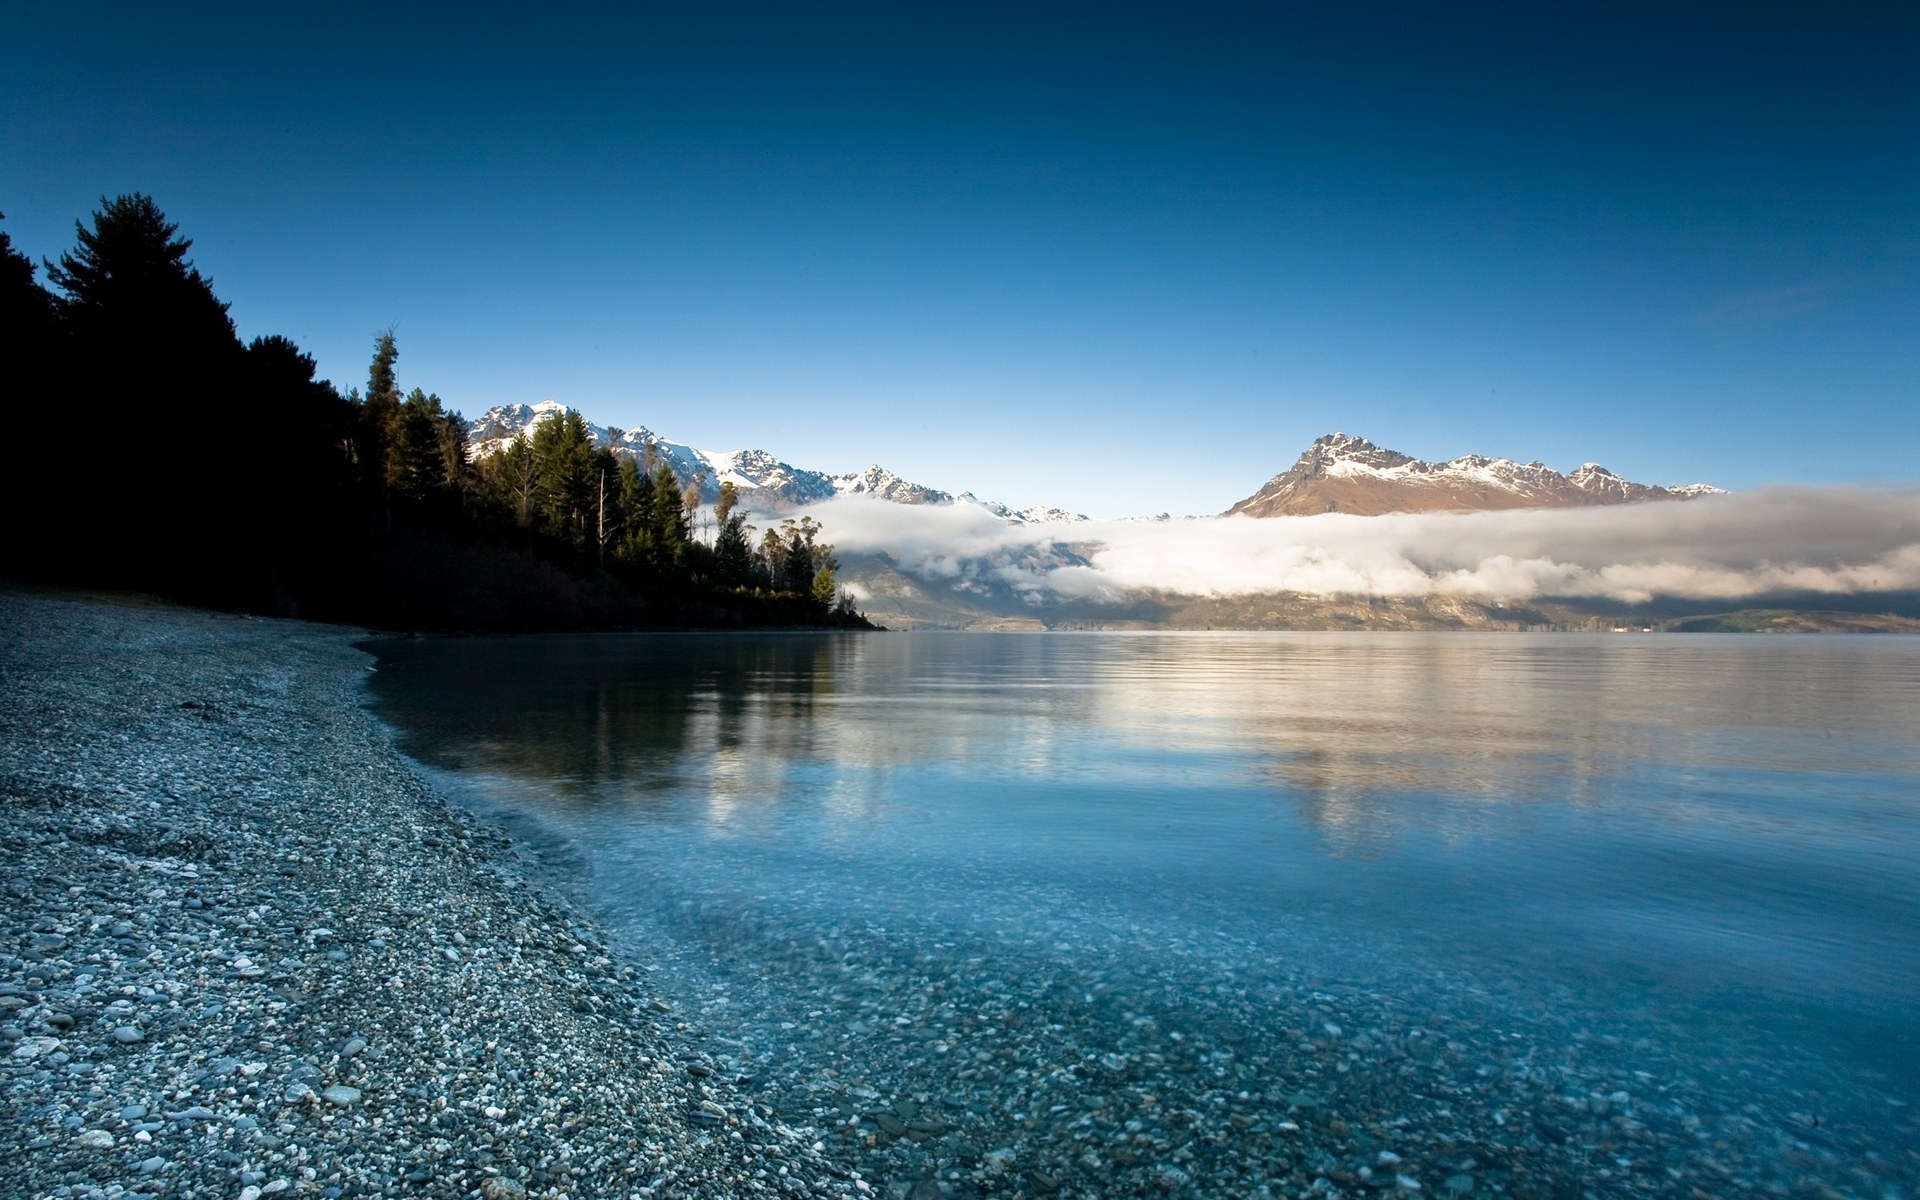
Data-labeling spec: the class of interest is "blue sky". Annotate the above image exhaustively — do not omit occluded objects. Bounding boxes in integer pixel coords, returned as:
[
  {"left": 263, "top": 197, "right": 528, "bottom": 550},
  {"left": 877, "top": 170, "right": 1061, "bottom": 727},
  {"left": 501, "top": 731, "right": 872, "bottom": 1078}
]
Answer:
[{"left": 5, "top": 1, "right": 1915, "bottom": 516}]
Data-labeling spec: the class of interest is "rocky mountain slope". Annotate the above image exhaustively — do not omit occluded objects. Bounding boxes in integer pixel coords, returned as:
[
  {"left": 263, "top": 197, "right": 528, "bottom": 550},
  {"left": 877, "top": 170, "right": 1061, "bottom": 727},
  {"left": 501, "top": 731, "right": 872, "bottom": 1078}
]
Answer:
[
  {"left": 1227, "top": 433, "right": 1722, "bottom": 518},
  {"left": 466, "top": 401, "right": 1085, "bottom": 522},
  {"left": 468, "top": 406, "right": 1724, "bottom": 534}
]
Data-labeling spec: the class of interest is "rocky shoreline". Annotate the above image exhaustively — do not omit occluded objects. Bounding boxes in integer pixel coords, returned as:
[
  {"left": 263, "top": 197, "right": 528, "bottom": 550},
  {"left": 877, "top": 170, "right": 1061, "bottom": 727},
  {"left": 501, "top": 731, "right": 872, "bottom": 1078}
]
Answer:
[{"left": 0, "top": 592, "right": 860, "bottom": 1200}]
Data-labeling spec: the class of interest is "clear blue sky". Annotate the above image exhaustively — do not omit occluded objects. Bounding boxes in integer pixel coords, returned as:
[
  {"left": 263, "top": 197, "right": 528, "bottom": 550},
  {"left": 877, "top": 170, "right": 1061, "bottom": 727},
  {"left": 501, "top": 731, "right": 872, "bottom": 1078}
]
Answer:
[{"left": 5, "top": 1, "right": 1915, "bottom": 516}]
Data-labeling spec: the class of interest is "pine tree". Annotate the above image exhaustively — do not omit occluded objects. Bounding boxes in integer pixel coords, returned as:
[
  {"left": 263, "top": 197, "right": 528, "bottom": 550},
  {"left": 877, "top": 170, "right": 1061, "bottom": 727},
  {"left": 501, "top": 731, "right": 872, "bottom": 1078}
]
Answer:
[
  {"left": 711, "top": 482, "right": 753, "bottom": 585},
  {"left": 502, "top": 434, "right": 538, "bottom": 528},
  {"left": 3, "top": 213, "right": 66, "bottom": 571},
  {"left": 811, "top": 564, "right": 839, "bottom": 608},
  {"left": 44, "top": 194, "right": 237, "bottom": 355},
  {"left": 392, "top": 388, "right": 452, "bottom": 499},
  {"left": 359, "top": 332, "right": 402, "bottom": 493},
  {"left": 0, "top": 212, "right": 57, "bottom": 349},
  {"left": 531, "top": 409, "right": 596, "bottom": 547},
  {"left": 42, "top": 195, "right": 246, "bottom": 593},
  {"left": 650, "top": 462, "right": 689, "bottom": 563},
  {"left": 616, "top": 457, "right": 656, "bottom": 566}
]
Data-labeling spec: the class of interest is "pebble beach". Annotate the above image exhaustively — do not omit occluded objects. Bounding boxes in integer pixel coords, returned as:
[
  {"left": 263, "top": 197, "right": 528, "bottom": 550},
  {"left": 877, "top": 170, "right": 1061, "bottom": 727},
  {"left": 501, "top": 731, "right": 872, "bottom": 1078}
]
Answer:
[
  {"left": 0, "top": 592, "right": 858, "bottom": 1200},
  {"left": 9, "top": 593, "right": 1917, "bottom": 1200}
]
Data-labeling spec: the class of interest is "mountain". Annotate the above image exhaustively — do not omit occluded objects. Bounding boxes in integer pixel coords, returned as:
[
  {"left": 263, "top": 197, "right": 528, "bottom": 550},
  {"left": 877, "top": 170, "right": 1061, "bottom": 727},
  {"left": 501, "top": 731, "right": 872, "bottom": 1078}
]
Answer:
[
  {"left": 1227, "top": 433, "right": 1723, "bottom": 518},
  {"left": 465, "top": 401, "right": 1088, "bottom": 521}
]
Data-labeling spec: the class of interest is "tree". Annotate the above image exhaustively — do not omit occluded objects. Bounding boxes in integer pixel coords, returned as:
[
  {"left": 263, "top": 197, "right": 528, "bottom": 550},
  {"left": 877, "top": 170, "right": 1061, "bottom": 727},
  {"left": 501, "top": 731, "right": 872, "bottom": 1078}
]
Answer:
[
  {"left": 531, "top": 408, "right": 596, "bottom": 547},
  {"left": 712, "top": 482, "right": 754, "bottom": 585},
  {"left": 435, "top": 411, "right": 469, "bottom": 498},
  {"left": 491, "top": 433, "right": 539, "bottom": 529},
  {"left": 39, "top": 195, "right": 247, "bottom": 593},
  {"left": 359, "top": 331, "right": 402, "bottom": 493},
  {"left": 3, "top": 214, "right": 66, "bottom": 568},
  {"left": 392, "top": 388, "right": 453, "bottom": 499},
  {"left": 682, "top": 465, "right": 709, "bottom": 543},
  {"left": 44, "top": 194, "right": 236, "bottom": 355},
  {"left": 811, "top": 563, "right": 839, "bottom": 608},
  {"left": 243, "top": 333, "right": 355, "bottom": 494},
  {"left": 759, "top": 526, "right": 787, "bottom": 586},
  {"left": 647, "top": 462, "right": 690, "bottom": 570},
  {"left": 591, "top": 446, "right": 621, "bottom": 567},
  {"left": 0, "top": 212, "right": 57, "bottom": 349},
  {"left": 616, "top": 455, "right": 655, "bottom": 558}
]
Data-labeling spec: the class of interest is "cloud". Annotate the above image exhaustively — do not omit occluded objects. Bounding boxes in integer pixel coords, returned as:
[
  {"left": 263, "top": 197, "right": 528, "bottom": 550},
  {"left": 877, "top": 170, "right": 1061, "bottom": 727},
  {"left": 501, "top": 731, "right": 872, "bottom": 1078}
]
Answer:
[
  {"left": 786, "top": 487, "right": 1920, "bottom": 606},
  {"left": 1693, "top": 281, "right": 1841, "bottom": 326}
]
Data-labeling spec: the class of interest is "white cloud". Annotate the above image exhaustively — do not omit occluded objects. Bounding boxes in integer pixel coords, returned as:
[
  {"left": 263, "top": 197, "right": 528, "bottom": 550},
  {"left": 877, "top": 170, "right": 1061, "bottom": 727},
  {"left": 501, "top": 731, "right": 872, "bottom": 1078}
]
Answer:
[{"left": 791, "top": 488, "right": 1920, "bottom": 605}]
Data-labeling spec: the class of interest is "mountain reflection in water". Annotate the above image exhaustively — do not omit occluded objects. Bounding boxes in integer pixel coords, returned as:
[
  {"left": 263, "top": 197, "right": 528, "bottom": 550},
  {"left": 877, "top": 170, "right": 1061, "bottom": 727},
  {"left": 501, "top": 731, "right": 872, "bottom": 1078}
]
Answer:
[{"left": 366, "top": 631, "right": 1920, "bottom": 1198}]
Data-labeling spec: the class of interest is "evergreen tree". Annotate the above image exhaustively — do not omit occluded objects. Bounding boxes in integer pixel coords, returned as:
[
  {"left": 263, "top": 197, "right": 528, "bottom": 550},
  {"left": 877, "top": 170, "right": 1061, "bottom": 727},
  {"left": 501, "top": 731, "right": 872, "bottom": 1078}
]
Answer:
[
  {"left": 238, "top": 333, "right": 360, "bottom": 602},
  {"left": 41, "top": 195, "right": 246, "bottom": 593},
  {"left": 492, "top": 433, "right": 539, "bottom": 529},
  {"left": 392, "top": 388, "right": 452, "bottom": 499},
  {"left": 712, "top": 482, "right": 754, "bottom": 585},
  {"left": 45, "top": 194, "right": 237, "bottom": 356},
  {"left": 649, "top": 462, "right": 689, "bottom": 563},
  {"left": 531, "top": 409, "right": 596, "bottom": 548},
  {"left": 615, "top": 456, "right": 656, "bottom": 567},
  {"left": 811, "top": 564, "right": 839, "bottom": 607},
  {"left": 0, "top": 212, "right": 57, "bottom": 349},
  {"left": 2, "top": 214, "right": 66, "bottom": 568},
  {"left": 435, "top": 411, "right": 469, "bottom": 499},
  {"left": 359, "top": 331, "right": 401, "bottom": 493}
]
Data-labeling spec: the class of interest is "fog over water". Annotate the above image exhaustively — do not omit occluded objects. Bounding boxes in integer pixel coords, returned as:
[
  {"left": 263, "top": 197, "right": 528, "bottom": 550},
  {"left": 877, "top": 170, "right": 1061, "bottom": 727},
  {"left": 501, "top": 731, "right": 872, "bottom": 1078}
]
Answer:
[{"left": 792, "top": 487, "right": 1920, "bottom": 604}]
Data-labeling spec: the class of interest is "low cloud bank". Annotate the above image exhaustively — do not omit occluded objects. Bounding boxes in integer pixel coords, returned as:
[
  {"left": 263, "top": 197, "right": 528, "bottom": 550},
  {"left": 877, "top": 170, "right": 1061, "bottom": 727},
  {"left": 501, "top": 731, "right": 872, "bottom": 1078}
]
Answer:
[{"left": 789, "top": 488, "right": 1920, "bottom": 606}]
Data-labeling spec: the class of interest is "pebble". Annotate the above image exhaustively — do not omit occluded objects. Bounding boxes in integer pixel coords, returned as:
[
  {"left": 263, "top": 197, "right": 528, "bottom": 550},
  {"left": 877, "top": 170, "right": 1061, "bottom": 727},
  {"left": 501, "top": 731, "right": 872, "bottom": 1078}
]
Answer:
[
  {"left": 110, "top": 1025, "right": 144, "bottom": 1044},
  {"left": 321, "top": 1084, "right": 362, "bottom": 1106},
  {"left": 0, "top": 595, "right": 861, "bottom": 1200},
  {"left": 12, "top": 1036, "right": 60, "bottom": 1059},
  {"left": 10, "top": 590, "right": 1912, "bottom": 1200}
]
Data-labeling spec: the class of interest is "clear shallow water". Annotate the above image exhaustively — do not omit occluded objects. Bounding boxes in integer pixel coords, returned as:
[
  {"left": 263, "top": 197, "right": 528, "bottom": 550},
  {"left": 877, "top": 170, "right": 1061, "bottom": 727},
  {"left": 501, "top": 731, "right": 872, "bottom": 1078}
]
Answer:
[{"left": 366, "top": 632, "right": 1920, "bottom": 1199}]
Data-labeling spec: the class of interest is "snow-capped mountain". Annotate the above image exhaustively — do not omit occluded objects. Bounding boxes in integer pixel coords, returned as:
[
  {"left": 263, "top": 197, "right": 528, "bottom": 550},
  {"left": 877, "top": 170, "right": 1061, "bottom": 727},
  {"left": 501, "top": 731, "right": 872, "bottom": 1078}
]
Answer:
[
  {"left": 468, "top": 402, "right": 715, "bottom": 491},
  {"left": 831, "top": 465, "right": 952, "bottom": 506},
  {"left": 464, "top": 401, "right": 1087, "bottom": 521},
  {"left": 1227, "top": 433, "right": 1723, "bottom": 518},
  {"left": 954, "top": 493, "right": 1091, "bottom": 526}
]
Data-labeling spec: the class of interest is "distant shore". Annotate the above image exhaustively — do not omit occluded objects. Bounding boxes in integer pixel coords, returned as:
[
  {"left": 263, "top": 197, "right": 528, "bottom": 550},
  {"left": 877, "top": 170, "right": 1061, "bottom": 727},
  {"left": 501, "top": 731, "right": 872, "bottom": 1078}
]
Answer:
[{"left": 0, "top": 591, "right": 859, "bottom": 1199}]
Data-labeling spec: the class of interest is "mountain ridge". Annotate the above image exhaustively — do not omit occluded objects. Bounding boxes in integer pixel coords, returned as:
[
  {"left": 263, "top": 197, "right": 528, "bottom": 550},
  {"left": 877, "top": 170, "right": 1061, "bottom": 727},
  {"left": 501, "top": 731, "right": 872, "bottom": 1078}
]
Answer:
[
  {"left": 1226, "top": 432, "right": 1722, "bottom": 518},
  {"left": 468, "top": 405, "right": 1721, "bottom": 525},
  {"left": 466, "top": 401, "right": 1087, "bottom": 523}
]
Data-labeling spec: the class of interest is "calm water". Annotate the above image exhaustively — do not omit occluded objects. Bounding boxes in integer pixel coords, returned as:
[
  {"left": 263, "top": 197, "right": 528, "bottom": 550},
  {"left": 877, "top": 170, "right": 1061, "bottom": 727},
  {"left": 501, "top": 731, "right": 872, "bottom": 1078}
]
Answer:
[{"left": 366, "top": 633, "right": 1920, "bottom": 1199}]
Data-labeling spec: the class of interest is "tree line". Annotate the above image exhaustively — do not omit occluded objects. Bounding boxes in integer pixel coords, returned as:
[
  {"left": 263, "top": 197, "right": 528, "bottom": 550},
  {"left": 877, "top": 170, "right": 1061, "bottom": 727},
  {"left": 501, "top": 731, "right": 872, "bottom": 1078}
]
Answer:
[{"left": 0, "top": 195, "right": 869, "bottom": 631}]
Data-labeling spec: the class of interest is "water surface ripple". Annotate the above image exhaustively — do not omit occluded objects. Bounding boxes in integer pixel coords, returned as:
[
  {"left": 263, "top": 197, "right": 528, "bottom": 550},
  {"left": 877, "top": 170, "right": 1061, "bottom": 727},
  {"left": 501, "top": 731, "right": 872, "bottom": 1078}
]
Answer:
[{"left": 367, "top": 632, "right": 1920, "bottom": 1199}]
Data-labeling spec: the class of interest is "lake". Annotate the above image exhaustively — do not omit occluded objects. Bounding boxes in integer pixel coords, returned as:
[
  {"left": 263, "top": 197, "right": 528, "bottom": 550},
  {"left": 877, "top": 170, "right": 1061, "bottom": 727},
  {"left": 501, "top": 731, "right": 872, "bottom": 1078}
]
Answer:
[{"left": 364, "top": 632, "right": 1920, "bottom": 1199}]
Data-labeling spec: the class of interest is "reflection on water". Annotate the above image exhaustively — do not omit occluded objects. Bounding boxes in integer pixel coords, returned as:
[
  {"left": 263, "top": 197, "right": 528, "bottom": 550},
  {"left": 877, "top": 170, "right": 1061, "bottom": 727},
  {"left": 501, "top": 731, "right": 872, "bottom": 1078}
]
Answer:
[
  {"left": 372, "top": 631, "right": 1916, "bottom": 843},
  {"left": 368, "top": 632, "right": 1920, "bottom": 1198}
]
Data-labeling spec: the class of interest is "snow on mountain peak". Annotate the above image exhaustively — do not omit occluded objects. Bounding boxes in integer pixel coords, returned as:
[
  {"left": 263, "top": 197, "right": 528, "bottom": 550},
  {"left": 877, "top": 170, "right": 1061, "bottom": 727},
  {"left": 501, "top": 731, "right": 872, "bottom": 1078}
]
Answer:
[
  {"left": 831, "top": 466, "right": 952, "bottom": 506},
  {"left": 461, "top": 402, "right": 1088, "bottom": 521},
  {"left": 1231, "top": 433, "right": 1723, "bottom": 517}
]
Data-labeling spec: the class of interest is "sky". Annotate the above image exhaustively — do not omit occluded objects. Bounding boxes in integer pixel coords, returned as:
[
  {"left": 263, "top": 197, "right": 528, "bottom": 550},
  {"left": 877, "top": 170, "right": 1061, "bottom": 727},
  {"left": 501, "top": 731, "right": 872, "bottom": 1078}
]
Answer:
[{"left": 5, "top": 1, "right": 1916, "bottom": 517}]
